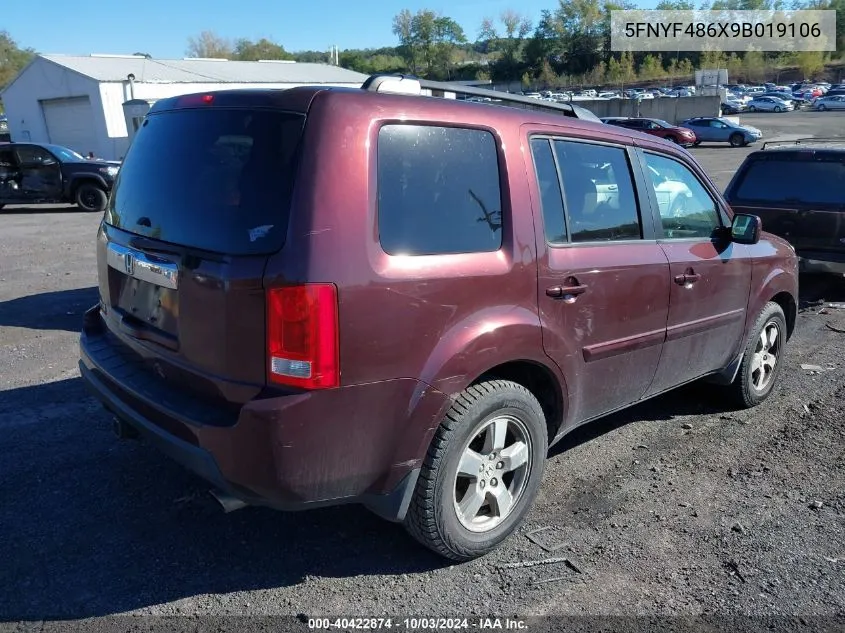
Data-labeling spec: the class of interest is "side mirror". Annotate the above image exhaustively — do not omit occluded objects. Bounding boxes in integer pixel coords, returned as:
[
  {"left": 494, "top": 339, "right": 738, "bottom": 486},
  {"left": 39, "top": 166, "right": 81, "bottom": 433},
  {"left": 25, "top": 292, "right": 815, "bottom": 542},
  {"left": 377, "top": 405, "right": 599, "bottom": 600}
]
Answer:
[{"left": 731, "top": 213, "right": 762, "bottom": 244}]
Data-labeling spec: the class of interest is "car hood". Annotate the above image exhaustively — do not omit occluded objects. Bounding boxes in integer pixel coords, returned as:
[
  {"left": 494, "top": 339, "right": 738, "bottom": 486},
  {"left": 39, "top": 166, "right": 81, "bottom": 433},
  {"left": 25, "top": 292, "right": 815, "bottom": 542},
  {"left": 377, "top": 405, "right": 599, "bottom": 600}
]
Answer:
[{"left": 741, "top": 126, "right": 762, "bottom": 135}]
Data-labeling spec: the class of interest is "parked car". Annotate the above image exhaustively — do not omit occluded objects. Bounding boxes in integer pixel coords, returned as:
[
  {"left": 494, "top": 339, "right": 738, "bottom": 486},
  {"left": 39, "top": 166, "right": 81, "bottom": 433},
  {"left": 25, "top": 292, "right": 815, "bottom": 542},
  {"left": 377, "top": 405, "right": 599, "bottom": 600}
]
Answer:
[
  {"left": 759, "top": 91, "right": 809, "bottom": 107},
  {"left": 746, "top": 96, "right": 794, "bottom": 113},
  {"left": 813, "top": 95, "right": 845, "bottom": 111},
  {"left": 0, "top": 115, "right": 10, "bottom": 143},
  {"left": 721, "top": 99, "right": 746, "bottom": 115},
  {"left": 725, "top": 140, "right": 845, "bottom": 276},
  {"left": 600, "top": 117, "right": 696, "bottom": 145},
  {"left": 0, "top": 142, "right": 118, "bottom": 212},
  {"left": 681, "top": 117, "right": 762, "bottom": 147},
  {"left": 79, "top": 75, "right": 798, "bottom": 561}
]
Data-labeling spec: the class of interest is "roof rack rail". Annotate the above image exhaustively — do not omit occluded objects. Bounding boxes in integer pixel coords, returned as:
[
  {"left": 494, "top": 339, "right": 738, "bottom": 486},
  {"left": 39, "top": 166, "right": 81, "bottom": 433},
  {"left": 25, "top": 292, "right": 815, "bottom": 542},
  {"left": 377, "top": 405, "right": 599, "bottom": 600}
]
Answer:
[
  {"left": 360, "top": 73, "right": 602, "bottom": 123},
  {"left": 762, "top": 137, "right": 845, "bottom": 149}
]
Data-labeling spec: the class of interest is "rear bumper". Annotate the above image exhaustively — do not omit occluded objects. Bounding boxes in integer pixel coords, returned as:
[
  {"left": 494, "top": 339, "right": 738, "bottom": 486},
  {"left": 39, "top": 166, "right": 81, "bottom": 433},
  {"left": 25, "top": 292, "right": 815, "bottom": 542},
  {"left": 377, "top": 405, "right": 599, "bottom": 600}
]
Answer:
[
  {"left": 797, "top": 251, "right": 845, "bottom": 275},
  {"left": 79, "top": 307, "right": 447, "bottom": 521}
]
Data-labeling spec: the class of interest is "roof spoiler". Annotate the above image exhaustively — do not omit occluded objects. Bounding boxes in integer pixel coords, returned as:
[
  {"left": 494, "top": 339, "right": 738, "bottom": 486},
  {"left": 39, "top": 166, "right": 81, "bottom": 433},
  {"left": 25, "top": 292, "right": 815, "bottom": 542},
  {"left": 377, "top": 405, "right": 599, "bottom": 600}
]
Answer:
[
  {"left": 360, "top": 73, "right": 602, "bottom": 123},
  {"left": 762, "top": 137, "right": 845, "bottom": 149}
]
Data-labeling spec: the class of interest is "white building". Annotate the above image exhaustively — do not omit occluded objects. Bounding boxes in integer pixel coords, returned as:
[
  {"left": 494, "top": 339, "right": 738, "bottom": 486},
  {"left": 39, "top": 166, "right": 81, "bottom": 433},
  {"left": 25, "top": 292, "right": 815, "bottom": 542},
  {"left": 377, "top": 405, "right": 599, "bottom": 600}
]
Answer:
[{"left": 1, "top": 54, "right": 370, "bottom": 160}]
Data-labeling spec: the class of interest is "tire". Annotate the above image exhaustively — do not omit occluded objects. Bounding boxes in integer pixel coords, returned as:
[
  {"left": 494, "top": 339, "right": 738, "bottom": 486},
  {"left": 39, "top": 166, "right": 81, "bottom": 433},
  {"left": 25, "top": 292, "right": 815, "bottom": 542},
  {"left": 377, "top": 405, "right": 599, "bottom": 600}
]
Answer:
[
  {"left": 774, "top": 106, "right": 782, "bottom": 113},
  {"left": 404, "top": 379, "right": 548, "bottom": 561},
  {"left": 729, "top": 302, "right": 787, "bottom": 408},
  {"left": 748, "top": 105, "right": 756, "bottom": 112},
  {"left": 818, "top": 104, "right": 826, "bottom": 111},
  {"left": 75, "top": 183, "right": 108, "bottom": 212},
  {"left": 693, "top": 141, "right": 701, "bottom": 147},
  {"left": 729, "top": 133, "right": 745, "bottom": 148}
]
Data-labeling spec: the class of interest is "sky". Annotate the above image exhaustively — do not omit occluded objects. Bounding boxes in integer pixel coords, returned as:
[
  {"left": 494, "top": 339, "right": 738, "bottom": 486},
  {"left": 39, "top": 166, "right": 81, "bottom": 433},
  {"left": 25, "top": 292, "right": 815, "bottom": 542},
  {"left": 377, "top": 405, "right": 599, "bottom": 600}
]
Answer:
[{"left": 6, "top": 0, "right": 659, "bottom": 59}]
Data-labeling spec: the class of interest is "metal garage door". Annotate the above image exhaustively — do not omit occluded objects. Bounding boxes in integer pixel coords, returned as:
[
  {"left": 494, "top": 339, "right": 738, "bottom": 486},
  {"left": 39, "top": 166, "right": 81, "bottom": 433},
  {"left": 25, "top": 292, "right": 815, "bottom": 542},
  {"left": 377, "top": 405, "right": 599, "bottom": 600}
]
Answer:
[{"left": 41, "top": 97, "right": 96, "bottom": 154}]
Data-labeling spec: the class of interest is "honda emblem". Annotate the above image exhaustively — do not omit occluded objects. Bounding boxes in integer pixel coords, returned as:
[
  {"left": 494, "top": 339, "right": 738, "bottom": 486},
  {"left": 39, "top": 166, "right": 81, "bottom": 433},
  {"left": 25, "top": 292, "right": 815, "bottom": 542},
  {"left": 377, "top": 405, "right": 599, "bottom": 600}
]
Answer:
[{"left": 124, "top": 253, "right": 134, "bottom": 275}]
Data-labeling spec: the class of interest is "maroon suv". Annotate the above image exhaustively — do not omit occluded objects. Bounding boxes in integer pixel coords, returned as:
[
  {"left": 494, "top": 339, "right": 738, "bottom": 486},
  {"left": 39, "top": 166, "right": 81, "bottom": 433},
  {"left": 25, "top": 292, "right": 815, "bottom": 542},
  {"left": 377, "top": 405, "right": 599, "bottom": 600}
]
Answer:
[{"left": 80, "top": 75, "right": 798, "bottom": 561}]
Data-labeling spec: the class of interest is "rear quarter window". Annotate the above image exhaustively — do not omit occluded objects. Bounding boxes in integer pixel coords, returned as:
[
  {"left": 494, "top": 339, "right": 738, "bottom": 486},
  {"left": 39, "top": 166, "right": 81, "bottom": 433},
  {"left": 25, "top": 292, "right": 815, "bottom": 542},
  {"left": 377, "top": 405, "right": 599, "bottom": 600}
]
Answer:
[
  {"left": 107, "top": 108, "right": 305, "bottom": 255},
  {"left": 377, "top": 124, "right": 503, "bottom": 256},
  {"left": 733, "top": 157, "right": 845, "bottom": 206}
]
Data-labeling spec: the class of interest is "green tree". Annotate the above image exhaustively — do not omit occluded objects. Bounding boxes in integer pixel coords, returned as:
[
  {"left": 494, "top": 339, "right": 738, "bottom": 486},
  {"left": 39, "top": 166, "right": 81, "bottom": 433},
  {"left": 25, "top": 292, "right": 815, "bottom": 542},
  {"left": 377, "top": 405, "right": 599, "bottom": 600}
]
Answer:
[
  {"left": 524, "top": 10, "right": 565, "bottom": 73},
  {"left": 392, "top": 9, "right": 418, "bottom": 73},
  {"left": 391, "top": 9, "right": 466, "bottom": 79},
  {"left": 742, "top": 50, "right": 766, "bottom": 82},
  {"left": 640, "top": 54, "right": 666, "bottom": 79},
  {"left": 479, "top": 9, "right": 532, "bottom": 79},
  {"left": 233, "top": 38, "right": 294, "bottom": 61},
  {"left": 794, "top": 51, "right": 826, "bottom": 78},
  {"left": 186, "top": 31, "right": 233, "bottom": 58},
  {"left": 0, "top": 31, "right": 36, "bottom": 91}
]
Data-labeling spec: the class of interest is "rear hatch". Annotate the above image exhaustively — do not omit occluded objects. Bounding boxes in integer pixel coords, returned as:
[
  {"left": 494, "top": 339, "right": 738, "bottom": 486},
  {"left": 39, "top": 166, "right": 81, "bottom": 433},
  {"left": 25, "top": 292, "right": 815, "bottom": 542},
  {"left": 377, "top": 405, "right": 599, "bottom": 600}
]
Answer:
[
  {"left": 725, "top": 150, "right": 845, "bottom": 254},
  {"left": 96, "top": 99, "right": 306, "bottom": 405}
]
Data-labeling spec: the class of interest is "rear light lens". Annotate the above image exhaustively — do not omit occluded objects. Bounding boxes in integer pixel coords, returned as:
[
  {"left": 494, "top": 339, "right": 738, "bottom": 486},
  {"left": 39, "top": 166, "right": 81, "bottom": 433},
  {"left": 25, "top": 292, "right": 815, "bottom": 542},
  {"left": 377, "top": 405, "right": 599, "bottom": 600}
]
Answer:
[
  {"left": 267, "top": 284, "right": 339, "bottom": 389},
  {"left": 177, "top": 94, "right": 215, "bottom": 107}
]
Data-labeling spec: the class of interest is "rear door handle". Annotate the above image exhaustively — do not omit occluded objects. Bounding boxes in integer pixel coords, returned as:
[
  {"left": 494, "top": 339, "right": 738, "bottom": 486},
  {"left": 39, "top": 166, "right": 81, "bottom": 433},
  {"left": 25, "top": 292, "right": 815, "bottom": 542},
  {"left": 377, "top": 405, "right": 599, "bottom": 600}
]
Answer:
[
  {"left": 674, "top": 272, "right": 701, "bottom": 285},
  {"left": 546, "top": 284, "right": 589, "bottom": 299}
]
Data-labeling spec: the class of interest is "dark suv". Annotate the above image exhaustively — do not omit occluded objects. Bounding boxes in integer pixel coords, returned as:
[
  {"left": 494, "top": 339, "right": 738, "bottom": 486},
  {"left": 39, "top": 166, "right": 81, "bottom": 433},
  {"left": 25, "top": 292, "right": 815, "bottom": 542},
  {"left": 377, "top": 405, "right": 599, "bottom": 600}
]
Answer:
[
  {"left": 79, "top": 75, "right": 799, "bottom": 561},
  {"left": 0, "top": 142, "right": 118, "bottom": 212},
  {"left": 725, "top": 139, "right": 845, "bottom": 275}
]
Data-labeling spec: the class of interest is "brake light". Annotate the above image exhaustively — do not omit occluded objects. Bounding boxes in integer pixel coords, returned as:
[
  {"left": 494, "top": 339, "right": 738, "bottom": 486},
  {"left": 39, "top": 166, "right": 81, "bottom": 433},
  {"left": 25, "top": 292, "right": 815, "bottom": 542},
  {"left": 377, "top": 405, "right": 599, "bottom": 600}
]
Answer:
[
  {"left": 177, "top": 94, "right": 215, "bottom": 107},
  {"left": 267, "top": 284, "right": 339, "bottom": 389}
]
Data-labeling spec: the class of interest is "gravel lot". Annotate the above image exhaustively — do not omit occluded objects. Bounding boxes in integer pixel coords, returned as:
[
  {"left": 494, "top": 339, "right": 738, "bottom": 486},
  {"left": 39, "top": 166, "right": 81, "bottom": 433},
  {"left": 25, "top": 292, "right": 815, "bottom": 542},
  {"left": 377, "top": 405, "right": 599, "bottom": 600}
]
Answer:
[{"left": 1, "top": 111, "right": 844, "bottom": 627}]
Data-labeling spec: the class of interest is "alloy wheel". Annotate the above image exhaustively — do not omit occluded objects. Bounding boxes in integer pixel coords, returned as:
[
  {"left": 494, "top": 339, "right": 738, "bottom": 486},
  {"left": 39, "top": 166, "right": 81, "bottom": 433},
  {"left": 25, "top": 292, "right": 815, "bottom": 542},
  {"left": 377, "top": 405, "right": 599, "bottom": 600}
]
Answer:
[{"left": 453, "top": 414, "right": 532, "bottom": 533}]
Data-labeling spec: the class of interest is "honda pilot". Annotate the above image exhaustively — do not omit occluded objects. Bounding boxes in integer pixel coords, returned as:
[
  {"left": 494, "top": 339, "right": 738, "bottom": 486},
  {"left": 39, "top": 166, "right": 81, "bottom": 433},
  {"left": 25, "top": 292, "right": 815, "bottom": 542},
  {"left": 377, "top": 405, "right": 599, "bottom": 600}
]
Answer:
[{"left": 80, "top": 75, "right": 799, "bottom": 561}]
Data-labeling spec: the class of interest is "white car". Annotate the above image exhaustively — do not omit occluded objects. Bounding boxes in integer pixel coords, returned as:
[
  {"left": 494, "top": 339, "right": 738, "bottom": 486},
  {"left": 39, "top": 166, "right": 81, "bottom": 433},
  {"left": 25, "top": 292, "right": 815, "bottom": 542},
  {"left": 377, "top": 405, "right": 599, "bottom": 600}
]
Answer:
[
  {"left": 814, "top": 95, "right": 845, "bottom": 111},
  {"left": 592, "top": 163, "right": 692, "bottom": 218},
  {"left": 747, "top": 96, "right": 794, "bottom": 112}
]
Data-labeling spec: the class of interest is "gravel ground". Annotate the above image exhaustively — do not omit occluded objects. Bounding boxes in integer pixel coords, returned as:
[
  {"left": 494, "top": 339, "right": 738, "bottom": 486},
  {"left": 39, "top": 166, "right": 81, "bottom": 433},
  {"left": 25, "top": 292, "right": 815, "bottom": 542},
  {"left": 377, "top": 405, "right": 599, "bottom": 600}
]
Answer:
[{"left": 1, "top": 112, "right": 843, "bottom": 629}]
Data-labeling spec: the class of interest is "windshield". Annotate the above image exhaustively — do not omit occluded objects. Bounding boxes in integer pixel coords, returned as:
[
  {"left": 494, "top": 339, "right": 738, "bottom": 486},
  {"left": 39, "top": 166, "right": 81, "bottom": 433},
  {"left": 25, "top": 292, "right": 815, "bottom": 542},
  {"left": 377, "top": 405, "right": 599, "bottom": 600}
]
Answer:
[
  {"left": 106, "top": 108, "right": 305, "bottom": 256},
  {"left": 734, "top": 157, "right": 845, "bottom": 206},
  {"left": 652, "top": 119, "right": 673, "bottom": 128},
  {"left": 48, "top": 145, "right": 86, "bottom": 161}
]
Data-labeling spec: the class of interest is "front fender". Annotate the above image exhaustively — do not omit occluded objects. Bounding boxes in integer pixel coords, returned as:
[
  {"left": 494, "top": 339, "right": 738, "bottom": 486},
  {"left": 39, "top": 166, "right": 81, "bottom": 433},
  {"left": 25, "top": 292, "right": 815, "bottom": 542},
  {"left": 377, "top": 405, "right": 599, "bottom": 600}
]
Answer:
[
  {"left": 746, "top": 260, "right": 798, "bottom": 337},
  {"left": 65, "top": 173, "right": 109, "bottom": 197}
]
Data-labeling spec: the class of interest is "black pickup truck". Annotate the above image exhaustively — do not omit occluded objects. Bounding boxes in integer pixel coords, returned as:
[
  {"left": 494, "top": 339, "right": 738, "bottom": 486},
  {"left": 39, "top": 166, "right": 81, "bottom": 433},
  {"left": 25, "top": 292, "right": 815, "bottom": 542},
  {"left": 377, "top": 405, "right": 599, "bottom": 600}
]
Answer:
[{"left": 0, "top": 142, "right": 119, "bottom": 212}]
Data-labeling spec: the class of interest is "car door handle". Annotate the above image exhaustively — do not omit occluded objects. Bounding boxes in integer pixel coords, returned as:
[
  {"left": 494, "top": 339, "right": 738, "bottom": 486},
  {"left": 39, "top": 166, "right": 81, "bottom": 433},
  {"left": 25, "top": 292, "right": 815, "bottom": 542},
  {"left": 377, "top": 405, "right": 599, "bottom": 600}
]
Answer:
[
  {"left": 674, "top": 272, "right": 701, "bottom": 285},
  {"left": 546, "top": 284, "right": 589, "bottom": 299}
]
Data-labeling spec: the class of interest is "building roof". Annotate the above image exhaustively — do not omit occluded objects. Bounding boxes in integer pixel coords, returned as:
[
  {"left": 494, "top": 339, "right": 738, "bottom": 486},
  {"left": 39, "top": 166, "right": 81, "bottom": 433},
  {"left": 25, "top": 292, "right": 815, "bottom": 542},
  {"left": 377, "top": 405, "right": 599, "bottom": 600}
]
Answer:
[{"left": 37, "top": 54, "right": 370, "bottom": 85}]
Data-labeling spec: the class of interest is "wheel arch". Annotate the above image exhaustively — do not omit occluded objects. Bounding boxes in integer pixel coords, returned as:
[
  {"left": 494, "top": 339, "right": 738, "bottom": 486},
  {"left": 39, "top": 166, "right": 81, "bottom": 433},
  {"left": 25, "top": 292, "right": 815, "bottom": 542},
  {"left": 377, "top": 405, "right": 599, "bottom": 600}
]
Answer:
[{"left": 472, "top": 359, "right": 567, "bottom": 444}]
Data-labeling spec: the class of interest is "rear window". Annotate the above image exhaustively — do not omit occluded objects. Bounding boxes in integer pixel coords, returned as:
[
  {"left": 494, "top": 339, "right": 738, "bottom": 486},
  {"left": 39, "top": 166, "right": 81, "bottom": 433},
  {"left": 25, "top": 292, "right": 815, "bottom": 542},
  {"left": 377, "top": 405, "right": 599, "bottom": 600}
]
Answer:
[
  {"left": 107, "top": 108, "right": 305, "bottom": 255},
  {"left": 733, "top": 157, "right": 845, "bottom": 206}
]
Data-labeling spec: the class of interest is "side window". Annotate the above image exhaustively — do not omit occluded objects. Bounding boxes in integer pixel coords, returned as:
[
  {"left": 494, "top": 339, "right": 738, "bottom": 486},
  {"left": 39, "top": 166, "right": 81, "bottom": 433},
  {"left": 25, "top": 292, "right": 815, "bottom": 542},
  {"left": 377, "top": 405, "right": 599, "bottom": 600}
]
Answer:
[
  {"left": 530, "top": 138, "right": 566, "bottom": 243},
  {"left": 553, "top": 140, "right": 642, "bottom": 243},
  {"left": 377, "top": 124, "right": 502, "bottom": 256},
  {"left": 642, "top": 152, "right": 722, "bottom": 239},
  {"left": 15, "top": 146, "right": 54, "bottom": 164}
]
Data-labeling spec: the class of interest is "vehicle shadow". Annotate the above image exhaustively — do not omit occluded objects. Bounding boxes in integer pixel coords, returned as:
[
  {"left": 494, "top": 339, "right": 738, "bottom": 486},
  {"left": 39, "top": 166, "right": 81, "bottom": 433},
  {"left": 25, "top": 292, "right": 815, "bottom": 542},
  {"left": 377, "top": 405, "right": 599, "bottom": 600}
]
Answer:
[
  {"left": 799, "top": 272, "right": 845, "bottom": 306},
  {"left": 0, "top": 378, "right": 448, "bottom": 620},
  {"left": 0, "top": 204, "right": 81, "bottom": 214},
  {"left": 0, "top": 287, "right": 98, "bottom": 332}
]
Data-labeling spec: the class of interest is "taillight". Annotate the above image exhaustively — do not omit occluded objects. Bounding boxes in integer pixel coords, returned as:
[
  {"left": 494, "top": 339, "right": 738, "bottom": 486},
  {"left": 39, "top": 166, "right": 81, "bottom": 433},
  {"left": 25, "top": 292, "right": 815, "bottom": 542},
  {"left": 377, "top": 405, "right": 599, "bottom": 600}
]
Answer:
[
  {"left": 176, "top": 94, "right": 215, "bottom": 107},
  {"left": 266, "top": 284, "right": 339, "bottom": 389}
]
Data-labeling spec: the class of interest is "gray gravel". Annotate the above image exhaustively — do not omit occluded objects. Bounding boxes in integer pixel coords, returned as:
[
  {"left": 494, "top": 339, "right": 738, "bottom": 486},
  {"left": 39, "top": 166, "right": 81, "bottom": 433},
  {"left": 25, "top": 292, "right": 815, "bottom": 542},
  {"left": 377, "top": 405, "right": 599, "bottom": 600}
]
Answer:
[{"left": 1, "top": 112, "right": 844, "bottom": 626}]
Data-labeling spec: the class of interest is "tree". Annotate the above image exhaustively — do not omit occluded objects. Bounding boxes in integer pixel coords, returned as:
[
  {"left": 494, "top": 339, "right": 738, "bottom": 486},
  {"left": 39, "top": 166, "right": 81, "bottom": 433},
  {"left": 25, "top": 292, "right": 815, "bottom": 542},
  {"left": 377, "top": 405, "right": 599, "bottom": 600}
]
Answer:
[
  {"left": 479, "top": 9, "right": 532, "bottom": 78},
  {"left": 640, "top": 54, "right": 666, "bottom": 80},
  {"left": 0, "top": 31, "right": 36, "bottom": 90},
  {"left": 233, "top": 38, "right": 294, "bottom": 61},
  {"left": 741, "top": 49, "right": 766, "bottom": 82},
  {"left": 524, "top": 10, "right": 565, "bottom": 72},
  {"left": 391, "top": 9, "right": 466, "bottom": 79},
  {"left": 392, "top": 9, "right": 418, "bottom": 73},
  {"left": 794, "top": 51, "right": 826, "bottom": 78},
  {"left": 185, "top": 31, "right": 233, "bottom": 59}
]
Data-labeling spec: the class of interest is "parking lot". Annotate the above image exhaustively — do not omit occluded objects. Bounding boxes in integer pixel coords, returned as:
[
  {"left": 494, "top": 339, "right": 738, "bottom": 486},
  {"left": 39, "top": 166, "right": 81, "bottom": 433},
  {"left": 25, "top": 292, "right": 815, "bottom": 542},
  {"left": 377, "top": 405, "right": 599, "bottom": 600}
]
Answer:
[{"left": 1, "top": 110, "right": 843, "bottom": 623}]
